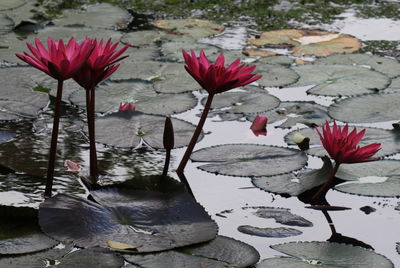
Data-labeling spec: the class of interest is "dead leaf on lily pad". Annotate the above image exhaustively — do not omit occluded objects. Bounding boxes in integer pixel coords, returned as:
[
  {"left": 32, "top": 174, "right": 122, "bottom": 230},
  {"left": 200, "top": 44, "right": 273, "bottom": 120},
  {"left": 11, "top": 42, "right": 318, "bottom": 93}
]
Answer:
[
  {"left": 154, "top": 18, "right": 224, "bottom": 39},
  {"left": 107, "top": 240, "right": 139, "bottom": 250},
  {"left": 242, "top": 48, "right": 278, "bottom": 57}
]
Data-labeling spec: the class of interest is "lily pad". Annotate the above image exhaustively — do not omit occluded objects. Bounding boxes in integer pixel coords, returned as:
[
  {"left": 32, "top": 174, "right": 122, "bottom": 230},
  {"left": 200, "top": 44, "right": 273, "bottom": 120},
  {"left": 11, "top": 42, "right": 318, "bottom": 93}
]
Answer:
[
  {"left": 246, "top": 101, "right": 331, "bottom": 128},
  {"left": 190, "top": 144, "right": 308, "bottom": 177},
  {"left": 285, "top": 127, "right": 400, "bottom": 159},
  {"left": 202, "top": 89, "right": 280, "bottom": 116},
  {"left": 0, "top": 206, "right": 58, "bottom": 255},
  {"left": 124, "top": 236, "right": 260, "bottom": 268},
  {"left": 93, "top": 110, "right": 202, "bottom": 149},
  {"left": 334, "top": 160, "right": 400, "bottom": 197},
  {"left": 255, "top": 63, "right": 299, "bottom": 87},
  {"left": 159, "top": 40, "right": 219, "bottom": 63},
  {"left": 238, "top": 225, "right": 302, "bottom": 238},
  {"left": 315, "top": 53, "right": 400, "bottom": 78},
  {"left": 0, "top": 0, "right": 26, "bottom": 11},
  {"left": 0, "top": 14, "right": 13, "bottom": 35},
  {"left": 257, "top": 241, "right": 394, "bottom": 268},
  {"left": 154, "top": 19, "right": 224, "bottom": 39},
  {"left": 252, "top": 156, "right": 333, "bottom": 196},
  {"left": 53, "top": 3, "right": 131, "bottom": 29},
  {"left": 39, "top": 176, "right": 218, "bottom": 252},
  {"left": 121, "top": 30, "right": 179, "bottom": 47},
  {"left": 292, "top": 64, "right": 390, "bottom": 96},
  {"left": 69, "top": 80, "right": 197, "bottom": 115},
  {"left": 253, "top": 207, "right": 313, "bottom": 227},
  {"left": 257, "top": 55, "right": 295, "bottom": 66},
  {"left": 386, "top": 77, "right": 400, "bottom": 92},
  {"left": 328, "top": 92, "right": 400, "bottom": 123}
]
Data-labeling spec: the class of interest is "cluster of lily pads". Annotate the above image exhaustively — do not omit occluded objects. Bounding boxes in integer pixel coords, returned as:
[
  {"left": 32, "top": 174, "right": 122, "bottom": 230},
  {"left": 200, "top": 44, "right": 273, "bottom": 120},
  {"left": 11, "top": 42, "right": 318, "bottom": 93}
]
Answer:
[{"left": 0, "top": 1, "right": 399, "bottom": 267}]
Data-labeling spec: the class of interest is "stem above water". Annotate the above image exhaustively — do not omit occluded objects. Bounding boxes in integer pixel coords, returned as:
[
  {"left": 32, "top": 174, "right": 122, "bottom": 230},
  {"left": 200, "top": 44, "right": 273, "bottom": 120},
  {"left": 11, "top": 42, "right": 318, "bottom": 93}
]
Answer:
[
  {"left": 87, "top": 87, "right": 98, "bottom": 180},
  {"left": 312, "top": 162, "right": 340, "bottom": 202}
]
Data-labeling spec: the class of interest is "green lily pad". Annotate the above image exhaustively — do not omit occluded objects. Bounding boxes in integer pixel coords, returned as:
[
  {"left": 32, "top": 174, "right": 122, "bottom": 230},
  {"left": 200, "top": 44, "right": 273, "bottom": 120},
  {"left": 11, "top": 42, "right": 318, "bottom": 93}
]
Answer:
[
  {"left": 315, "top": 53, "right": 400, "bottom": 79},
  {"left": 159, "top": 40, "right": 219, "bottom": 63},
  {"left": 328, "top": 92, "right": 400, "bottom": 123},
  {"left": 69, "top": 80, "right": 197, "bottom": 115},
  {"left": 121, "top": 30, "right": 179, "bottom": 47},
  {"left": 93, "top": 111, "right": 203, "bottom": 149},
  {"left": 154, "top": 18, "right": 224, "bottom": 39},
  {"left": 292, "top": 65, "right": 390, "bottom": 96},
  {"left": 334, "top": 160, "right": 400, "bottom": 197},
  {"left": 257, "top": 241, "right": 394, "bottom": 268},
  {"left": 252, "top": 207, "right": 313, "bottom": 227},
  {"left": 0, "top": 0, "right": 26, "bottom": 11},
  {"left": 246, "top": 101, "right": 331, "bottom": 128},
  {"left": 53, "top": 3, "right": 131, "bottom": 29},
  {"left": 285, "top": 127, "right": 400, "bottom": 158},
  {"left": 124, "top": 236, "right": 260, "bottom": 268},
  {"left": 386, "top": 77, "right": 400, "bottom": 92},
  {"left": 190, "top": 144, "right": 308, "bottom": 177},
  {"left": 238, "top": 225, "right": 302, "bottom": 238},
  {"left": 252, "top": 156, "right": 333, "bottom": 196},
  {"left": 203, "top": 89, "right": 280, "bottom": 116},
  {"left": 0, "top": 14, "right": 13, "bottom": 35},
  {"left": 0, "top": 206, "right": 57, "bottom": 255},
  {"left": 256, "top": 55, "right": 295, "bottom": 66},
  {"left": 256, "top": 63, "right": 299, "bottom": 87},
  {"left": 39, "top": 176, "right": 218, "bottom": 252}
]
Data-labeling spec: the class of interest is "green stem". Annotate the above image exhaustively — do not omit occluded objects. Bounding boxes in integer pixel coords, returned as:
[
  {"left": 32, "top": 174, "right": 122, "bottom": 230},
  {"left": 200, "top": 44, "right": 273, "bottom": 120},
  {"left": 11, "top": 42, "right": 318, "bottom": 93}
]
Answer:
[
  {"left": 87, "top": 87, "right": 98, "bottom": 180},
  {"left": 44, "top": 80, "right": 63, "bottom": 199},
  {"left": 162, "top": 149, "right": 171, "bottom": 177},
  {"left": 176, "top": 94, "right": 214, "bottom": 174},
  {"left": 312, "top": 162, "right": 340, "bottom": 201}
]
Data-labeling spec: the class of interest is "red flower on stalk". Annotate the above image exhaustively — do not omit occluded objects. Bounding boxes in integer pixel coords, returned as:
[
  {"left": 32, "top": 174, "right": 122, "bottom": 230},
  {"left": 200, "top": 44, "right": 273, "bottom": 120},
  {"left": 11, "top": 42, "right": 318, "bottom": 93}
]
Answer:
[
  {"left": 315, "top": 121, "right": 381, "bottom": 164},
  {"left": 182, "top": 50, "right": 262, "bottom": 94},
  {"left": 16, "top": 37, "right": 93, "bottom": 81},
  {"left": 250, "top": 115, "right": 268, "bottom": 136},
  {"left": 73, "top": 38, "right": 129, "bottom": 90}
]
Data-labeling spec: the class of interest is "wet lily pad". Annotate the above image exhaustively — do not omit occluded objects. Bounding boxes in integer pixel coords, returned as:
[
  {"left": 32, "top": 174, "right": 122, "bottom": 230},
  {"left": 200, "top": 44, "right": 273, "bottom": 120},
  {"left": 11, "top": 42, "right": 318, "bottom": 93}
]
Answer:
[
  {"left": 159, "top": 40, "right": 219, "bottom": 63},
  {"left": 246, "top": 101, "right": 331, "bottom": 128},
  {"left": 255, "top": 63, "right": 299, "bottom": 87},
  {"left": 93, "top": 110, "right": 202, "bottom": 149},
  {"left": 53, "top": 3, "right": 131, "bottom": 29},
  {"left": 0, "top": 130, "right": 15, "bottom": 144},
  {"left": 39, "top": 176, "right": 218, "bottom": 252},
  {"left": 69, "top": 80, "right": 197, "bottom": 115},
  {"left": 257, "top": 241, "right": 394, "bottom": 268},
  {"left": 238, "top": 225, "right": 302, "bottom": 238},
  {"left": 124, "top": 236, "right": 260, "bottom": 268},
  {"left": 202, "top": 89, "right": 280, "bottom": 116},
  {"left": 315, "top": 53, "right": 400, "bottom": 78},
  {"left": 292, "top": 65, "right": 389, "bottom": 96},
  {"left": 0, "top": 206, "right": 57, "bottom": 255},
  {"left": 153, "top": 62, "right": 200, "bottom": 93},
  {"left": 0, "top": 14, "right": 13, "bottom": 35},
  {"left": 0, "top": 0, "right": 26, "bottom": 11},
  {"left": 154, "top": 19, "right": 224, "bottom": 39},
  {"left": 253, "top": 207, "right": 313, "bottom": 227},
  {"left": 285, "top": 127, "right": 400, "bottom": 159},
  {"left": 334, "top": 160, "right": 400, "bottom": 197},
  {"left": 190, "top": 144, "right": 308, "bottom": 177},
  {"left": 252, "top": 157, "right": 333, "bottom": 196},
  {"left": 328, "top": 92, "right": 400, "bottom": 123}
]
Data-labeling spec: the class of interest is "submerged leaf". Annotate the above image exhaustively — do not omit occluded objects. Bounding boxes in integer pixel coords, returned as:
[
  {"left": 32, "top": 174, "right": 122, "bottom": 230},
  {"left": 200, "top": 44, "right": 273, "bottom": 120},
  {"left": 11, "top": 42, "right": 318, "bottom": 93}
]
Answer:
[{"left": 238, "top": 225, "right": 302, "bottom": 238}]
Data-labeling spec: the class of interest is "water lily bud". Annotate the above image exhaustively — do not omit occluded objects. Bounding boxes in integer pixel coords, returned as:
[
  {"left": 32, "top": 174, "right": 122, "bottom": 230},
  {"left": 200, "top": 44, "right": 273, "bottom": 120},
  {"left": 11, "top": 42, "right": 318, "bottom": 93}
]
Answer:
[
  {"left": 293, "top": 130, "right": 310, "bottom": 150},
  {"left": 163, "top": 117, "right": 174, "bottom": 150}
]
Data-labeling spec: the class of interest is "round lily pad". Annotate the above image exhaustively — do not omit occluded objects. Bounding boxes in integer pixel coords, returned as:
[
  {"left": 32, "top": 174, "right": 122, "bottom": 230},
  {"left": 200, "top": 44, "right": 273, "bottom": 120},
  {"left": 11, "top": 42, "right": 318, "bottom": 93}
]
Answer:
[
  {"left": 124, "top": 236, "right": 260, "bottom": 268},
  {"left": 315, "top": 53, "right": 400, "bottom": 78},
  {"left": 154, "top": 19, "right": 224, "bottom": 39},
  {"left": 0, "top": 14, "right": 13, "bottom": 35},
  {"left": 328, "top": 92, "right": 400, "bottom": 123},
  {"left": 53, "top": 3, "right": 131, "bottom": 29},
  {"left": 203, "top": 89, "right": 280, "bottom": 116},
  {"left": 190, "top": 144, "right": 308, "bottom": 177},
  {"left": 386, "top": 77, "right": 400, "bottom": 92},
  {"left": 121, "top": 30, "right": 178, "bottom": 47},
  {"left": 0, "top": 206, "right": 57, "bottom": 255},
  {"left": 257, "top": 241, "right": 394, "bottom": 268},
  {"left": 238, "top": 225, "right": 302, "bottom": 238},
  {"left": 39, "top": 176, "right": 218, "bottom": 252},
  {"left": 93, "top": 111, "right": 203, "bottom": 149},
  {"left": 256, "top": 55, "right": 295, "bottom": 66},
  {"left": 160, "top": 40, "right": 219, "bottom": 63},
  {"left": 255, "top": 63, "right": 299, "bottom": 87},
  {"left": 69, "top": 80, "right": 196, "bottom": 115},
  {"left": 153, "top": 62, "right": 200, "bottom": 93},
  {"left": 334, "top": 160, "right": 400, "bottom": 197},
  {"left": 292, "top": 65, "right": 390, "bottom": 96},
  {"left": 0, "top": 0, "right": 26, "bottom": 10},
  {"left": 246, "top": 101, "right": 331, "bottom": 128},
  {"left": 285, "top": 127, "right": 400, "bottom": 158}
]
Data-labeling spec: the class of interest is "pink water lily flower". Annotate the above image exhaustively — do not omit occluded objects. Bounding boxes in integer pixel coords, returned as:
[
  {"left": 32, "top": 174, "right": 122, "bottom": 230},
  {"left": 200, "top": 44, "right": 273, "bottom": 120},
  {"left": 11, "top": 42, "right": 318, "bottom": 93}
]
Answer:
[
  {"left": 119, "top": 102, "right": 135, "bottom": 111},
  {"left": 16, "top": 37, "right": 93, "bottom": 81},
  {"left": 182, "top": 50, "right": 262, "bottom": 94},
  {"left": 250, "top": 115, "right": 268, "bottom": 136}
]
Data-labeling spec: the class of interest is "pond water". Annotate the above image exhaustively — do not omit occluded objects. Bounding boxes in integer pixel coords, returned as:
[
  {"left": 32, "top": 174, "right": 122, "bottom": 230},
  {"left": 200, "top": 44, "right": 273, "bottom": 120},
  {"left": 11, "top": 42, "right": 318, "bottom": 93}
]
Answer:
[{"left": 0, "top": 1, "right": 400, "bottom": 267}]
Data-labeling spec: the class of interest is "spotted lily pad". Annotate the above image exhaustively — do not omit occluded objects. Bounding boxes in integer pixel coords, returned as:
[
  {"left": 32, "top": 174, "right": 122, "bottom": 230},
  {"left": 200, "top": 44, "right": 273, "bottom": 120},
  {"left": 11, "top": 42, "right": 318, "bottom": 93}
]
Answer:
[
  {"left": 285, "top": 127, "right": 400, "bottom": 159},
  {"left": 246, "top": 101, "right": 331, "bottom": 128},
  {"left": 124, "top": 236, "right": 260, "bottom": 268},
  {"left": 255, "top": 63, "right": 299, "bottom": 87},
  {"left": 328, "top": 92, "right": 400, "bottom": 123},
  {"left": 292, "top": 65, "right": 389, "bottom": 96},
  {"left": 334, "top": 160, "right": 400, "bottom": 197},
  {"left": 315, "top": 53, "right": 400, "bottom": 78},
  {"left": 53, "top": 3, "right": 131, "bottom": 29},
  {"left": 0, "top": 0, "right": 26, "bottom": 10},
  {"left": 0, "top": 206, "right": 57, "bottom": 255},
  {"left": 257, "top": 241, "right": 394, "bottom": 268},
  {"left": 238, "top": 225, "right": 302, "bottom": 238},
  {"left": 0, "top": 14, "right": 13, "bottom": 35},
  {"left": 154, "top": 19, "right": 224, "bottom": 39},
  {"left": 39, "top": 176, "right": 218, "bottom": 252},
  {"left": 93, "top": 110, "right": 202, "bottom": 149},
  {"left": 190, "top": 144, "right": 308, "bottom": 177},
  {"left": 252, "top": 207, "right": 313, "bottom": 227},
  {"left": 69, "top": 80, "right": 197, "bottom": 115}
]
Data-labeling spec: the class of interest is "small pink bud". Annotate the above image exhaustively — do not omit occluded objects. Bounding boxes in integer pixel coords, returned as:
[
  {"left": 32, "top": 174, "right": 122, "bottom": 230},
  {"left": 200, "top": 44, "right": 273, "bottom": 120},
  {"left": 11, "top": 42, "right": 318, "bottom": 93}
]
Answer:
[
  {"left": 119, "top": 103, "right": 135, "bottom": 111},
  {"left": 250, "top": 115, "right": 268, "bottom": 136}
]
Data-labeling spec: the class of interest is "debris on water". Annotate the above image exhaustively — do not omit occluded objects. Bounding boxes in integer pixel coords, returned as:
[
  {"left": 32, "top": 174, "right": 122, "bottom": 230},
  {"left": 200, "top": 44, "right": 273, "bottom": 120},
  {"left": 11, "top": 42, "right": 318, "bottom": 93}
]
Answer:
[{"left": 360, "top": 206, "right": 376, "bottom": 215}]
